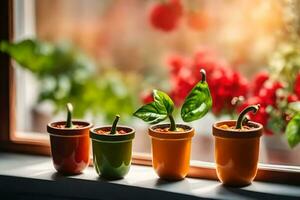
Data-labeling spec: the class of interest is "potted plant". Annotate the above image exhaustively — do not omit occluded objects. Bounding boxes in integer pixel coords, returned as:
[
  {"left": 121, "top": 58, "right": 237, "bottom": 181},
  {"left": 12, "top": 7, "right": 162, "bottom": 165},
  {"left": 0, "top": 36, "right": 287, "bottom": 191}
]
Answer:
[
  {"left": 212, "top": 104, "right": 263, "bottom": 186},
  {"left": 134, "top": 69, "right": 212, "bottom": 180},
  {"left": 90, "top": 115, "right": 135, "bottom": 179},
  {"left": 47, "top": 103, "right": 92, "bottom": 174}
]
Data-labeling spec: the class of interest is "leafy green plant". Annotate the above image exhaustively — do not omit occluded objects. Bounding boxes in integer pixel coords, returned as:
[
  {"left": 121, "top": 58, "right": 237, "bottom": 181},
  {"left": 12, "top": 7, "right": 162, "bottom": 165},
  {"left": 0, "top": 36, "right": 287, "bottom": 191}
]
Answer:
[
  {"left": 265, "top": 40, "right": 300, "bottom": 148},
  {"left": 0, "top": 39, "right": 136, "bottom": 123},
  {"left": 133, "top": 89, "right": 177, "bottom": 130},
  {"left": 285, "top": 113, "right": 300, "bottom": 148},
  {"left": 133, "top": 69, "right": 212, "bottom": 131},
  {"left": 0, "top": 39, "right": 94, "bottom": 115}
]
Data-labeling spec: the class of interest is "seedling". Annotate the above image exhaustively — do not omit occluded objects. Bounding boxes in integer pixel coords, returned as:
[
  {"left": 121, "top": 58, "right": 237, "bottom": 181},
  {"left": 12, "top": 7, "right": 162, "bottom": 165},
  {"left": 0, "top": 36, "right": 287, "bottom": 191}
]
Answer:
[
  {"left": 110, "top": 115, "right": 120, "bottom": 135},
  {"left": 133, "top": 69, "right": 212, "bottom": 131},
  {"left": 66, "top": 103, "right": 74, "bottom": 128},
  {"left": 235, "top": 104, "right": 260, "bottom": 129}
]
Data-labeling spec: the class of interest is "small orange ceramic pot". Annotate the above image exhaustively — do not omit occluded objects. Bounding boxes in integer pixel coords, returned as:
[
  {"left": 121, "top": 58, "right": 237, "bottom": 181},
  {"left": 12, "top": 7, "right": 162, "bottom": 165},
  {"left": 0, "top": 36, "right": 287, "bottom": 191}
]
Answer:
[
  {"left": 213, "top": 120, "right": 263, "bottom": 186},
  {"left": 47, "top": 120, "right": 93, "bottom": 174},
  {"left": 149, "top": 124, "right": 195, "bottom": 180}
]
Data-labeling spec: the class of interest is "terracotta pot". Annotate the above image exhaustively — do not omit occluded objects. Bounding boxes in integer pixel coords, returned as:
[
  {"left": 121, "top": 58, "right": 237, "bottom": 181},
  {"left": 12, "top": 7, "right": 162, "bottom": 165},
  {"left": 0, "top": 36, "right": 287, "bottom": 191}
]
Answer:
[
  {"left": 90, "top": 126, "right": 135, "bottom": 179},
  {"left": 47, "top": 120, "right": 92, "bottom": 174},
  {"left": 212, "top": 120, "right": 263, "bottom": 186},
  {"left": 148, "top": 124, "right": 195, "bottom": 180}
]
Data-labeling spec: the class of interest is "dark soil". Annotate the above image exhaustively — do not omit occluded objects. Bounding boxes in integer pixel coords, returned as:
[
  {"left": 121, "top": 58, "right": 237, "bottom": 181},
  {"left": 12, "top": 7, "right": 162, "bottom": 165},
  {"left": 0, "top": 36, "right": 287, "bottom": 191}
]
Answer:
[{"left": 54, "top": 124, "right": 85, "bottom": 129}]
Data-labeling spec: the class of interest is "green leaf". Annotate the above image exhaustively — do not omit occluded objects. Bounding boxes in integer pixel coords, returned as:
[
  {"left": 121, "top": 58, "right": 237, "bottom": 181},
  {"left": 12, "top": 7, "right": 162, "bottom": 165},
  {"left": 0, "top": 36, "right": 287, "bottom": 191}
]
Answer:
[
  {"left": 0, "top": 39, "right": 94, "bottom": 78},
  {"left": 153, "top": 89, "right": 174, "bottom": 114},
  {"left": 0, "top": 39, "right": 56, "bottom": 75},
  {"left": 285, "top": 113, "right": 300, "bottom": 148},
  {"left": 181, "top": 81, "right": 212, "bottom": 122},
  {"left": 133, "top": 90, "right": 174, "bottom": 124},
  {"left": 1, "top": 39, "right": 137, "bottom": 124},
  {"left": 133, "top": 102, "right": 168, "bottom": 124}
]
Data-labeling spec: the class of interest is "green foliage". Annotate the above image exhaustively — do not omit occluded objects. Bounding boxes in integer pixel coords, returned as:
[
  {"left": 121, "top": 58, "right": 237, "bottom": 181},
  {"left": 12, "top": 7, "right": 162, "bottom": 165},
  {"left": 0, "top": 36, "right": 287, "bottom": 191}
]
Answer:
[
  {"left": 266, "top": 92, "right": 300, "bottom": 148},
  {"left": 266, "top": 105, "right": 286, "bottom": 135},
  {"left": 133, "top": 90, "right": 174, "bottom": 124},
  {"left": 285, "top": 113, "right": 300, "bottom": 148},
  {"left": 266, "top": 41, "right": 300, "bottom": 148},
  {"left": 0, "top": 39, "right": 93, "bottom": 77},
  {"left": 181, "top": 79, "right": 212, "bottom": 122},
  {"left": 88, "top": 71, "right": 136, "bottom": 123},
  {"left": 269, "top": 41, "right": 300, "bottom": 92},
  {"left": 0, "top": 39, "right": 135, "bottom": 123}
]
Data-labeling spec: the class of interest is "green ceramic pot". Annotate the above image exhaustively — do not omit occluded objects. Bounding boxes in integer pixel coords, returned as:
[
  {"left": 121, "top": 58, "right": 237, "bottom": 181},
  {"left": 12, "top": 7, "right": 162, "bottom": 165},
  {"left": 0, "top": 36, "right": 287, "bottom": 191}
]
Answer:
[{"left": 90, "top": 126, "right": 135, "bottom": 179}]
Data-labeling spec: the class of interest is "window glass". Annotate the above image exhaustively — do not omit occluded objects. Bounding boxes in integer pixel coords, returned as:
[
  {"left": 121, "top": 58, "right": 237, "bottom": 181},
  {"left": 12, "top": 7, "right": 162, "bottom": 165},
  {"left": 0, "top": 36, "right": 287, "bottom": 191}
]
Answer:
[{"left": 12, "top": 0, "right": 300, "bottom": 165}]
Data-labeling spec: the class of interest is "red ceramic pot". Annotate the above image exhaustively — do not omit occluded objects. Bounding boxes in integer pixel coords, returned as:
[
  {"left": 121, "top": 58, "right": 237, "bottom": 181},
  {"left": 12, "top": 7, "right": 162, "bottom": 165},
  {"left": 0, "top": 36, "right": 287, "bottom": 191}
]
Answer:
[{"left": 47, "top": 120, "right": 92, "bottom": 174}]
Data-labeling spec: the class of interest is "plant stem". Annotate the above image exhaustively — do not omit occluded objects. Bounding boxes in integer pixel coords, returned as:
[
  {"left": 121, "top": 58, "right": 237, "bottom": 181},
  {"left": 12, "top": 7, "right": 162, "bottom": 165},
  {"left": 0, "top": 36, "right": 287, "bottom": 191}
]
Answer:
[
  {"left": 242, "top": 116, "right": 250, "bottom": 125},
  {"left": 169, "top": 115, "right": 177, "bottom": 131},
  {"left": 236, "top": 104, "right": 260, "bottom": 129},
  {"left": 200, "top": 69, "right": 206, "bottom": 83},
  {"left": 110, "top": 115, "right": 120, "bottom": 135},
  {"left": 66, "top": 103, "right": 74, "bottom": 128}
]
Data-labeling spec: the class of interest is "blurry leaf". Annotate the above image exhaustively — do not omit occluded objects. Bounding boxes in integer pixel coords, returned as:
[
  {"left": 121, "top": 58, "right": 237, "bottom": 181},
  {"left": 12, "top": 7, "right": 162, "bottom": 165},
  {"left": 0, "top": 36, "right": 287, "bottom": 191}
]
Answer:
[
  {"left": 269, "top": 41, "right": 300, "bottom": 91},
  {"left": 288, "top": 101, "right": 300, "bottom": 112},
  {"left": 267, "top": 114, "right": 285, "bottom": 134},
  {"left": 285, "top": 113, "right": 300, "bottom": 148},
  {"left": 0, "top": 39, "right": 94, "bottom": 77},
  {"left": 0, "top": 40, "right": 55, "bottom": 74},
  {"left": 0, "top": 39, "right": 136, "bottom": 123}
]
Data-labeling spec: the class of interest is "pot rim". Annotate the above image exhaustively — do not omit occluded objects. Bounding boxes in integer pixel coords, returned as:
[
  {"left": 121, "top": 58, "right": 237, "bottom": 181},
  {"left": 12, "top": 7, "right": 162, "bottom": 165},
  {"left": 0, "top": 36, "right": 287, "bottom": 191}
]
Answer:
[
  {"left": 213, "top": 120, "right": 263, "bottom": 139},
  {"left": 47, "top": 120, "right": 93, "bottom": 136},
  {"left": 90, "top": 125, "right": 135, "bottom": 142},
  {"left": 148, "top": 123, "right": 195, "bottom": 139}
]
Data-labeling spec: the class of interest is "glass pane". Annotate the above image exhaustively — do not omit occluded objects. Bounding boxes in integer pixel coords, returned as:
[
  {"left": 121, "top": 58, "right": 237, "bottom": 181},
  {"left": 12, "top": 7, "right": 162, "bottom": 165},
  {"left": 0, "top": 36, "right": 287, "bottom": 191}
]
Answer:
[{"left": 12, "top": 0, "right": 300, "bottom": 165}]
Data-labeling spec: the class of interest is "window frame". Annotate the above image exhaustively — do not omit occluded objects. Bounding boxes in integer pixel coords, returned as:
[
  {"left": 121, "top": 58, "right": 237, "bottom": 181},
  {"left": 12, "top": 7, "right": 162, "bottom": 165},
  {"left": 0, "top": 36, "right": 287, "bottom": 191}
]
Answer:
[{"left": 0, "top": 0, "right": 299, "bottom": 185}]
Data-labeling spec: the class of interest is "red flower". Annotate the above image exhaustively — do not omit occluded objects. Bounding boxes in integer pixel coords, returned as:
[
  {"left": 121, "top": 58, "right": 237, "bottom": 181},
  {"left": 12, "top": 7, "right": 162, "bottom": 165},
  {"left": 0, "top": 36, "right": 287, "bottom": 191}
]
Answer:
[
  {"left": 194, "top": 53, "right": 248, "bottom": 115},
  {"left": 252, "top": 72, "right": 269, "bottom": 95},
  {"left": 167, "top": 54, "right": 188, "bottom": 74},
  {"left": 166, "top": 48, "right": 248, "bottom": 115},
  {"left": 287, "top": 94, "right": 298, "bottom": 103},
  {"left": 149, "top": 0, "right": 183, "bottom": 32},
  {"left": 294, "top": 73, "right": 300, "bottom": 99},
  {"left": 169, "top": 65, "right": 196, "bottom": 106},
  {"left": 258, "top": 81, "right": 283, "bottom": 107},
  {"left": 240, "top": 75, "right": 285, "bottom": 135},
  {"left": 140, "top": 91, "right": 154, "bottom": 104}
]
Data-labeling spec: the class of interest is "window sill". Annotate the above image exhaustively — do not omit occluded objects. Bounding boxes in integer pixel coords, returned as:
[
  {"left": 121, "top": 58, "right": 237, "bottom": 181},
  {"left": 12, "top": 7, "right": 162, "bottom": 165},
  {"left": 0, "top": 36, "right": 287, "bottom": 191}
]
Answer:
[{"left": 0, "top": 152, "right": 299, "bottom": 200}]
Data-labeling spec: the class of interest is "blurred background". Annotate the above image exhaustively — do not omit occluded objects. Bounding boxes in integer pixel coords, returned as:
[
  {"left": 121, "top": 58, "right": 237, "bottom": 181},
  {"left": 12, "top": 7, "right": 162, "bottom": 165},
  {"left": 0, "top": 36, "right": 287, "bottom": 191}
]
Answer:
[{"left": 6, "top": 0, "right": 300, "bottom": 166}]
